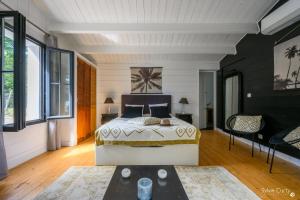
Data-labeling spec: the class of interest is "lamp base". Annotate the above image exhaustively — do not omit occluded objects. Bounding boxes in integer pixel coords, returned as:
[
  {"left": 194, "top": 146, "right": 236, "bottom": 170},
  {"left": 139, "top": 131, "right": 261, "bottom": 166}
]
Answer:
[
  {"left": 108, "top": 105, "right": 111, "bottom": 114},
  {"left": 181, "top": 104, "right": 185, "bottom": 114}
]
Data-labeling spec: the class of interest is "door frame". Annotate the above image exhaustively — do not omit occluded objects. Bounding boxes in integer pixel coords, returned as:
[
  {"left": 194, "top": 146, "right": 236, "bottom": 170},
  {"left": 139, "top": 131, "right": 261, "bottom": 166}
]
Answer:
[
  {"left": 199, "top": 70, "right": 217, "bottom": 130},
  {"left": 222, "top": 70, "right": 243, "bottom": 131}
]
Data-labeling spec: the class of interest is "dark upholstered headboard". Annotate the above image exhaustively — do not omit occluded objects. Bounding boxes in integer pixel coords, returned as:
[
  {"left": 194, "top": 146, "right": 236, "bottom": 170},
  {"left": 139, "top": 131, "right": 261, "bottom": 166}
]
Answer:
[{"left": 121, "top": 95, "right": 171, "bottom": 114}]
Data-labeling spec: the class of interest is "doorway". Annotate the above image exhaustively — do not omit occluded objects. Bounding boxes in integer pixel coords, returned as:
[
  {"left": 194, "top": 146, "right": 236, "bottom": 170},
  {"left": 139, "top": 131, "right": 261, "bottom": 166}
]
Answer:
[
  {"left": 223, "top": 72, "right": 242, "bottom": 130},
  {"left": 199, "top": 71, "right": 215, "bottom": 130}
]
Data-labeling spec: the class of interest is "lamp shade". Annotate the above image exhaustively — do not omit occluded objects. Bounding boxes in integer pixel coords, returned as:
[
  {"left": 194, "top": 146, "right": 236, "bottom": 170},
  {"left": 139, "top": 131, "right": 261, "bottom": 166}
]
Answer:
[
  {"left": 179, "top": 98, "right": 189, "bottom": 104},
  {"left": 104, "top": 97, "right": 114, "bottom": 104}
]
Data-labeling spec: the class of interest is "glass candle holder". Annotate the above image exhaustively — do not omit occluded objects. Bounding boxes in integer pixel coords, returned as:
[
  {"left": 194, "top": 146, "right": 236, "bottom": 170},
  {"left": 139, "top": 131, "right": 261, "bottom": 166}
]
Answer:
[{"left": 137, "top": 177, "right": 152, "bottom": 200}]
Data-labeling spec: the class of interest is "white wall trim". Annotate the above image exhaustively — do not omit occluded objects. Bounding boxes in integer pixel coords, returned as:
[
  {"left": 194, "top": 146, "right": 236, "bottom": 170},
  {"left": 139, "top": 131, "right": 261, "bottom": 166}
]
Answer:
[{"left": 216, "top": 128, "right": 300, "bottom": 167}]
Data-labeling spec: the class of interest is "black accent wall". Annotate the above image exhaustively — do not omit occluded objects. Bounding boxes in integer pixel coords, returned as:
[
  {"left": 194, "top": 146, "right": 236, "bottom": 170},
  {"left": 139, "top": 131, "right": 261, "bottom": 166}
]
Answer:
[{"left": 217, "top": 20, "right": 300, "bottom": 158}]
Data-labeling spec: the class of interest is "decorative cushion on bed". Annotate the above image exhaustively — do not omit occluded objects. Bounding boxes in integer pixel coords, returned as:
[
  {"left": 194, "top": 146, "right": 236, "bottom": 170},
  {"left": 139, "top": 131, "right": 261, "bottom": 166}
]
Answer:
[
  {"left": 283, "top": 127, "right": 300, "bottom": 149},
  {"left": 150, "top": 106, "right": 171, "bottom": 118},
  {"left": 144, "top": 117, "right": 161, "bottom": 125},
  {"left": 232, "top": 115, "right": 262, "bottom": 133},
  {"left": 122, "top": 106, "right": 143, "bottom": 118},
  {"left": 129, "top": 117, "right": 161, "bottom": 126}
]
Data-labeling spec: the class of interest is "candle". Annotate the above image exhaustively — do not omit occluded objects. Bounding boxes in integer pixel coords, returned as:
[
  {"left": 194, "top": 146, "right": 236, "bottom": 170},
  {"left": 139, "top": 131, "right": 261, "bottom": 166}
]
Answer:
[{"left": 137, "top": 178, "right": 152, "bottom": 200}]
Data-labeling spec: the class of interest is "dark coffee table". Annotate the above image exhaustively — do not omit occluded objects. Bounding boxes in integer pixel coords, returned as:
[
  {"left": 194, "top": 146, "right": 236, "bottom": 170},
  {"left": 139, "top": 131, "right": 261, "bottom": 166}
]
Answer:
[{"left": 103, "top": 165, "right": 188, "bottom": 200}]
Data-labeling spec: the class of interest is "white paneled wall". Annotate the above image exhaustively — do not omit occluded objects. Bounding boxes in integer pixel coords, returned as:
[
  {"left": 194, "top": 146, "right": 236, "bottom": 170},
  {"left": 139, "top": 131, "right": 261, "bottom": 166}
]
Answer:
[
  {"left": 3, "top": 123, "right": 48, "bottom": 169},
  {"left": 97, "top": 62, "right": 219, "bottom": 128}
]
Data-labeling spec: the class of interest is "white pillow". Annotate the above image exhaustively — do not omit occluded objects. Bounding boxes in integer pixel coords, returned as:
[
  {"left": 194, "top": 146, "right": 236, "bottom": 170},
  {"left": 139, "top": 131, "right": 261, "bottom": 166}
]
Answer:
[{"left": 149, "top": 103, "right": 168, "bottom": 115}]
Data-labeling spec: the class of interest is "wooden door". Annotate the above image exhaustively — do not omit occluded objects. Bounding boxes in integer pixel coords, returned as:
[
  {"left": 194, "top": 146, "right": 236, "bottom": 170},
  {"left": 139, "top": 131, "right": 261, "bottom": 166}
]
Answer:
[
  {"left": 83, "top": 63, "right": 91, "bottom": 139},
  {"left": 90, "top": 67, "right": 97, "bottom": 133},
  {"left": 77, "top": 58, "right": 85, "bottom": 142},
  {"left": 77, "top": 58, "right": 96, "bottom": 143}
]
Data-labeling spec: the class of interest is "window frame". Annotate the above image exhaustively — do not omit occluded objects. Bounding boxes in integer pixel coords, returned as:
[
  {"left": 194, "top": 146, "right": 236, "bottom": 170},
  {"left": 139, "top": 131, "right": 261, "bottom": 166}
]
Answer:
[
  {"left": 25, "top": 35, "right": 46, "bottom": 126},
  {"left": 46, "top": 47, "right": 74, "bottom": 119},
  {"left": 0, "top": 11, "right": 26, "bottom": 132}
]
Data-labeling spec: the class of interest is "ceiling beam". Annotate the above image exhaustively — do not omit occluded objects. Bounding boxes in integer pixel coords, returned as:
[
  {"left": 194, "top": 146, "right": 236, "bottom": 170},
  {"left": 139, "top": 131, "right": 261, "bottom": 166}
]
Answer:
[
  {"left": 76, "top": 45, "right": 236, "bottom": 55},
  {"left": 49, "top": 23, "right": 259, "bottom": 34}
]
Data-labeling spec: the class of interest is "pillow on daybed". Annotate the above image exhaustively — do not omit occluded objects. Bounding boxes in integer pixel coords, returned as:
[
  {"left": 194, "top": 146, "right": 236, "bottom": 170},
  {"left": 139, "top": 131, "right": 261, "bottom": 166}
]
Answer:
[
  {"left": 233, "top": 115, "right": 262, "bottom": 133},
  {"left": 283, "top": 126, "right": 300, "bottom": 149}
]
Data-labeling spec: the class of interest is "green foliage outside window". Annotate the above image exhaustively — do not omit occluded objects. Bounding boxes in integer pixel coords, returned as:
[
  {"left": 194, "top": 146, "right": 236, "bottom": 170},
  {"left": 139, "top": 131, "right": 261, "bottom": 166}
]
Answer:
[{"left": 3, "top": 34, "right": 14, "bottom": 123}]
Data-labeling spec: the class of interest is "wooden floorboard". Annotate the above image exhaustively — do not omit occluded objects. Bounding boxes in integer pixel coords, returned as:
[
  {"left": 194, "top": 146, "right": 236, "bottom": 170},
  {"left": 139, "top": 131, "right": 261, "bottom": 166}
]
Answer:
[{"left": 0, "top": 131, "right": 300, "bottom": 200}]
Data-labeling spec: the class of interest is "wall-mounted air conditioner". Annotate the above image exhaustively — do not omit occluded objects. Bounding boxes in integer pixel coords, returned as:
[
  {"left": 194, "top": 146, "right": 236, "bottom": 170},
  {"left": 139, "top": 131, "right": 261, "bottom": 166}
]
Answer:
[{"left": 261, "top": 0, "right": 300, "bottom": 35}]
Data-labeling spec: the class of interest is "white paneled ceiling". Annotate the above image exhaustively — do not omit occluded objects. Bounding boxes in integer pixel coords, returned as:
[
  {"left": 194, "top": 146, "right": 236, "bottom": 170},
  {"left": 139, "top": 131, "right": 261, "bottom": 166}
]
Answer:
[
  {"left": 37, "top": 0, "right": 276, "bottom": 23},
  {"left": 34, "top": 0, "right": 279, "bottom": 64}
]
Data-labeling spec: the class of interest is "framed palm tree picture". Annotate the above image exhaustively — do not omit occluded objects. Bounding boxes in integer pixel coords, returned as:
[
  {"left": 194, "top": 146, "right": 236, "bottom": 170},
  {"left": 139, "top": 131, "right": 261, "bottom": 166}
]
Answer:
[
  {"left": 274, "top": 35, "right": 300, "bottom": 90},
  {"left": 131, "top": 67, "right": 162, "bottom": 94}
]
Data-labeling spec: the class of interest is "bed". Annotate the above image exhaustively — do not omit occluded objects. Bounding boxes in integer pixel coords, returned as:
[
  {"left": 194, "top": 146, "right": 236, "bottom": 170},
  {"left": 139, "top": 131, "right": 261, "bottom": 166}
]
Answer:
[{"left": 95, "top": 95, "right": 201, "bottom": 165}]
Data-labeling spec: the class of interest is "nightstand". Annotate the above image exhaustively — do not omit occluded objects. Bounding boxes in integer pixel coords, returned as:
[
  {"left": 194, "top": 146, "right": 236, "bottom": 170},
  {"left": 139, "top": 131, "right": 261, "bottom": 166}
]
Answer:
[
  {"left": 101, "top": 113, "right": 118, "bottom": 124},
  {"left": 175, "top": 113, "right": 193, "bottom": 124}
]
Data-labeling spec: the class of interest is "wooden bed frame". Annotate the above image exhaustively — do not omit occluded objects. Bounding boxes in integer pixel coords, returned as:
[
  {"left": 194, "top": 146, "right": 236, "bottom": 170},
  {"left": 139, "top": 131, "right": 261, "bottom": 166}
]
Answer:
[{"left": 96, "top": 94, "right": 199, "bottom": 166}]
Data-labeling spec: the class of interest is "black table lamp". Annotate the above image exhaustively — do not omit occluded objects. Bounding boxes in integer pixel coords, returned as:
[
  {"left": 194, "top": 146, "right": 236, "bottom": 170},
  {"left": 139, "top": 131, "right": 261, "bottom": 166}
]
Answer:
[
  {"left": 104, "top": 97, "right": 114, "bottom": 113},
  {"left": 179, "top": 98, "right": 189, "bottom": 114}
]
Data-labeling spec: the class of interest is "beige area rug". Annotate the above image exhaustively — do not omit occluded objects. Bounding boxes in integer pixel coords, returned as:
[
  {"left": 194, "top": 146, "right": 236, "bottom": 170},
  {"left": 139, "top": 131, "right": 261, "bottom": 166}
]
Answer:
[{"left": 34, "top": 166, "right": 260, "bottom": 200}]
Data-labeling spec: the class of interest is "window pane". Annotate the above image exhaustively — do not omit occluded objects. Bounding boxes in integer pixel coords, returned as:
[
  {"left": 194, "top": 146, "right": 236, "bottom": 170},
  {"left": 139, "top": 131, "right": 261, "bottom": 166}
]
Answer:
[
  {"left": 50, "top": 84, "right": 59, "bottom": 116},
  {"left": 49, "top": 51, "right": 60, "bottom": 83},
  {"left": 3, "top": 73, "right": 14, "bottom": 125},
  {"left": 25, "top": 39, "right": 42, "bottom": 121},
  {"left": 3, "top": 18, "right": 14, "bottom": 71},
  {"left": 61, "top": 53, "right": 70, "bottom": 84},
  {"left": 60, "top": 84, "right": 70, "bottom": 116}
]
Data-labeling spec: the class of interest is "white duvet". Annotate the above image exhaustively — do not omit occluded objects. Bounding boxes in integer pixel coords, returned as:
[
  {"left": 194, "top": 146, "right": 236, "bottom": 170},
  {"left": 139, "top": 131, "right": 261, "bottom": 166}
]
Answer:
[{"left": 95, "top": 116, "right": 200, "bottom": 146}]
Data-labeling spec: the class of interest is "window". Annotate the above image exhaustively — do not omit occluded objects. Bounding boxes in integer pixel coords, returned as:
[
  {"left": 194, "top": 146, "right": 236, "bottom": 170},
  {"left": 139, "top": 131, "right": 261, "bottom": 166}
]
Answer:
[
  {"left": 25, "top": 38, "right": 44, "bottom": 123},
  {"left": 1, "top": 11, "right": 26, "bottom": 131},
  {"left": 46, "top": 48, "right": 74, "bottom": 118},
  {"left": 1, "top": 11, "right": 74, "bottom": 131}
]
